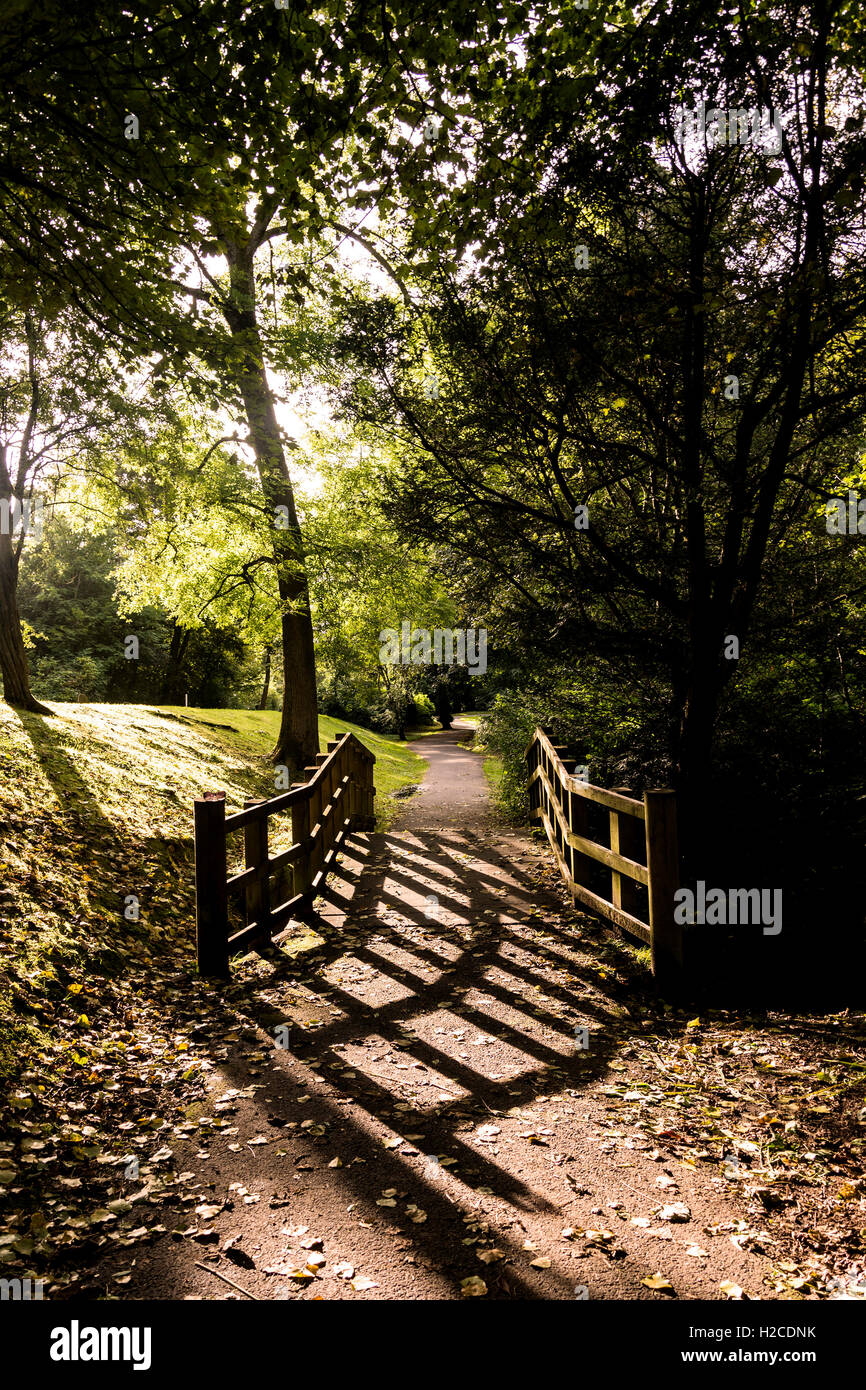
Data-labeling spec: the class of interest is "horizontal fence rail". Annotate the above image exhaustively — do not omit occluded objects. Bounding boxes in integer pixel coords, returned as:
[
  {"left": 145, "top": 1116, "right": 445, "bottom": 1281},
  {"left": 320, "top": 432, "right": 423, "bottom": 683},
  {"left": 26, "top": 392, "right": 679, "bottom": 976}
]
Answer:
[
  {"left": 194, "top": 731, "right": 376, "bottom": 977},
  {"left": 526, "top": 727, "right": 681, "bottom": 983}
]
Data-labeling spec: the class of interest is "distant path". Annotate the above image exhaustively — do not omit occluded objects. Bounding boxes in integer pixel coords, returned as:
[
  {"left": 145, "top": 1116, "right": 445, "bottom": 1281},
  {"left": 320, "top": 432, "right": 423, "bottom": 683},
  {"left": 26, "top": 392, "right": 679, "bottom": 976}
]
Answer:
[
  {"left": 88, "top": 721, "right": 764, "bottom": 1301},
  {"left": 401, "top": 721, "right": 493, "bottom": 825}
]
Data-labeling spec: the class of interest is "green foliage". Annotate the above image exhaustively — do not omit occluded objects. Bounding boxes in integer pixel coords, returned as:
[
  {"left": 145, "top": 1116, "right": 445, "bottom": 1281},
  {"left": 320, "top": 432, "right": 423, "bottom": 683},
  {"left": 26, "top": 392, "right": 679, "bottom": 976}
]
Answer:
[{"left": 18, "top": 516, "right": 255, "bottom": 707}]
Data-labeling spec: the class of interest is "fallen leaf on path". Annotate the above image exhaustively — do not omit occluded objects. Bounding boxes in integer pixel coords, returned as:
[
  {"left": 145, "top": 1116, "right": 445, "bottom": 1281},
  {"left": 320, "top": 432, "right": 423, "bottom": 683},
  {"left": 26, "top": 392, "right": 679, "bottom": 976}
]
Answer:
[
  {"left": 263, "top": 1263, "right": 310, "bottom": 1280},
  {"left": 658, "top": 1203, "right": 691, "bottom": 1222},
  {"left": 642, "top": 1273, "right": 675, "bottom": 1293},
  {"left": 225, "top": 1246, "right": 255, "bottom": 1270},
  {"left": 194, "top": 1204, "right": 223, "bottom": 1221},
  {"left": 460, "top": 1276, "right": 487, "bottom": 1297},
  {"left": 720, "top": 1281, "right": 752, "bottom": 1300}
]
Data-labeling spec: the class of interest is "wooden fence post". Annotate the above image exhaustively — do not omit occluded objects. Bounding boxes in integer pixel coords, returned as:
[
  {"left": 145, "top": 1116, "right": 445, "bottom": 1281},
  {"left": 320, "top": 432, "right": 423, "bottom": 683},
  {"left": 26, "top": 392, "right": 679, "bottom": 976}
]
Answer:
[
  {"left": 307, "top": 763, "right": 324, "bottom": 877},
  {"left": 243, "top": 799, "right": 270, "bottom": 930},
  {"left": 526, "top": 742, "right": 535, "bottom": 820},
  {"left": 348, "top": 745, "right": 358, "bottom": 824},
  {"left": 366, "top": 755, "right": 375, "bottom": 827},
  {"left": 644, "top": 788, "right": 682, "bottom": 989},
  {"left": 194, "top": 792, "right": 228, "bottom": 978},
  {"left": 610, "top": 788, "right": 643, "bottom": 919},
  {"left": 291, "top": 785, "right": 313, "bottom": 900}
]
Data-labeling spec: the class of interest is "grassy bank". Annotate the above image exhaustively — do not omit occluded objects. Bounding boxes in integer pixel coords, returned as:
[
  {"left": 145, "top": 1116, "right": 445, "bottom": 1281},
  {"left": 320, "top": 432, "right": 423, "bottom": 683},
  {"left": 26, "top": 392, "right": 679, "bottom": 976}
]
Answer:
[{"left": 0, "top": 702, "right": 425, "bottom": 1083}]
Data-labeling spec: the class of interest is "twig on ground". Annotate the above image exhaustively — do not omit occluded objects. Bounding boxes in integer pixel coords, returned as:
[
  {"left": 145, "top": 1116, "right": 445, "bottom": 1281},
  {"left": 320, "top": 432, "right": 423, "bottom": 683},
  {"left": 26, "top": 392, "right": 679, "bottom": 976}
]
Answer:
[{"left": 194, "top": 1260, "right": 260, "bottom": 1300}]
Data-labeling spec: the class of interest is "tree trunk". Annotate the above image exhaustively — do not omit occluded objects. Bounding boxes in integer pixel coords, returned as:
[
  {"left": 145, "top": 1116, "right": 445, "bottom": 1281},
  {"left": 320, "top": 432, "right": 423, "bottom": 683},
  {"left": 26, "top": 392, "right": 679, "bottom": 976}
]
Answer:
[
  {"left": 434, "top": 680, "right": 453, "bottom": 729},
  {"left": 258, "top": 643, "right": 272, "bottom": 710},
  {"left": 223, "top": 240, "right": 319, "bottom": 771},
  {"left": 0, "top": 521, "right": 51, "bottom": 714},
  {"left": 674, "top": 652, "right": 721, "bottom": 877},
  {"left": 158, "top": 620, "right": 188, "bottom": 703}
]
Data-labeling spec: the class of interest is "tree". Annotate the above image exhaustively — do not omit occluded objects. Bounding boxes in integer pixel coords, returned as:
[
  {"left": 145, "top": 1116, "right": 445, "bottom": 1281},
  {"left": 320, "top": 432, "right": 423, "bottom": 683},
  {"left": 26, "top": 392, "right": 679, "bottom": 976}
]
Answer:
[
  {"left": 302, "top": 439, "right": 456, "bottom": 732},
  {"left": 0, "top": 308, "right": 140, "bottom": 711},
  {"left": 98, "top": 0, "right": 529, "bottom": 767},
  {"left": 335, "top": 0, "right": 866, "bottom": 856}
]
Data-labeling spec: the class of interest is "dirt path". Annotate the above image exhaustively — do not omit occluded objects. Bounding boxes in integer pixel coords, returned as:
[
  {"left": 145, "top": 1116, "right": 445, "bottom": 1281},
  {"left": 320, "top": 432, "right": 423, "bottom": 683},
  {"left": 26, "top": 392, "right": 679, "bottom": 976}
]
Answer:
[{"left": 83, "top": 723, "right": 769, "bottom": 1301}]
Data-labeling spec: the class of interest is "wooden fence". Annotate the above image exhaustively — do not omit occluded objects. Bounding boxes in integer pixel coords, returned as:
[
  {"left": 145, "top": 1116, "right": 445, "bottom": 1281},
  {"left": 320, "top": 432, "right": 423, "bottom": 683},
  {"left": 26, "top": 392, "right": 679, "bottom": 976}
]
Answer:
[
  {"left": 526, "top": 727, "right": 682, "bottom": 984},
  {"left": 194, "top": 731, "right": 376, "bottom": 977}
]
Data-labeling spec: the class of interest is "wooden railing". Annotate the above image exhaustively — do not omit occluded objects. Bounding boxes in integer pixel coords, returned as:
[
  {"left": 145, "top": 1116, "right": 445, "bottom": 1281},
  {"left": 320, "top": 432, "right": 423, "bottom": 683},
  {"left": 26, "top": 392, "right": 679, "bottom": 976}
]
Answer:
[
  {"left": 194, "top": 731, "right": 375, "bottom": 977},
  {"left": 526, "top": 727, "right": 682, "bottom": 984}
]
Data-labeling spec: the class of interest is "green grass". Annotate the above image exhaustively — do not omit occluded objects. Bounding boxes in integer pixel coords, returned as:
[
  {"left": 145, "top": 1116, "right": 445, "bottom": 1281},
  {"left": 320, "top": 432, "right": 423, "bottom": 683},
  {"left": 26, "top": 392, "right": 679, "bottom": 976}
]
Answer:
[
  {"left": 152, "top": 706, "right": 427, "bottom": 818},
  {"left": 0, "top": 702, "right": 427, "bottom": 1084},
  {"left": 482, "top": 752, "right": 505, "bottom": 798}
]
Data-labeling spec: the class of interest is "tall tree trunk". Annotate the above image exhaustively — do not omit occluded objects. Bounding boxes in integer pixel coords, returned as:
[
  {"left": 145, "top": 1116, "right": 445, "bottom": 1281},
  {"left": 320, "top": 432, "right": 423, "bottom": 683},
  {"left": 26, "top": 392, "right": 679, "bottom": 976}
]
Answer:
[
  {"left": 258, "top": 643, "right": 272, "bottom": 710},
  {"left": 674, "top": 635, "right": 724, "bottom": 878},
  {"left": 223, "top": 240, "right": 319, "bottom": 771},
  {"left": 158, "top": 620, "right": 188, "bottom": 703},
  {"left": 0, "top": 517, "right": 51, "bottom": 714}
]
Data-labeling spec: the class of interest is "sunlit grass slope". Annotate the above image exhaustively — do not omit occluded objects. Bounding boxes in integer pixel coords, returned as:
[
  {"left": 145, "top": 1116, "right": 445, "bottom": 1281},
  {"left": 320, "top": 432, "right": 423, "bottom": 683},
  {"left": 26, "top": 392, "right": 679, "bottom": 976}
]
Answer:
[{"left": 0, "top": 702, "right": 426, "bottom": 1079}]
